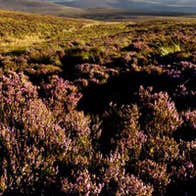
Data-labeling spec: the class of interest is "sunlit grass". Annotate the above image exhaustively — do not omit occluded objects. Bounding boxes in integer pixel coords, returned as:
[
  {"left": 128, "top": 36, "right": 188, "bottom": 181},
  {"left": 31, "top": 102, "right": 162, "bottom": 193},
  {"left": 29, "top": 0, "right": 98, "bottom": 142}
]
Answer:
[
  {"left": 159, "top": 42, "right": 181, "bottom": 56},
  {"left": 0, "top": 34, "right": 45, "bottom": 53}
]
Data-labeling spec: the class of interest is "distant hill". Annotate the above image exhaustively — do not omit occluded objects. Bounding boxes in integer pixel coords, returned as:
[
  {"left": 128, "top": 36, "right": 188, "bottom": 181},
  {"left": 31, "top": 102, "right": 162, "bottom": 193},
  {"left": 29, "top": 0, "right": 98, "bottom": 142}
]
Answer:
[
  {"left": 0, "top": 0, "right": 195, "bottom": 19},
  {"left": 0, "top": 0, "right": 85, "bottom": 16},
  {"left": 51, "top": 0, "right": 196, "bottom": 14}
]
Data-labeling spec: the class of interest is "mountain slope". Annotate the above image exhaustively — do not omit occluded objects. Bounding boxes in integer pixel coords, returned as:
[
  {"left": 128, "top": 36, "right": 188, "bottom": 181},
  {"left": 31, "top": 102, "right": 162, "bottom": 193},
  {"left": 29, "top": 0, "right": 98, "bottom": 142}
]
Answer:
[
  {"left": 0, "top": 0, "right": 85, "bottom": 16},
  {"left": 0, "top": 0, "right": 195, "bottom": 19},
  {"left": 51, "top": 0, "right": 196, "bottom": 13},
  {"left": 50, "top": 0, "right": 196, "bottom": 7}
]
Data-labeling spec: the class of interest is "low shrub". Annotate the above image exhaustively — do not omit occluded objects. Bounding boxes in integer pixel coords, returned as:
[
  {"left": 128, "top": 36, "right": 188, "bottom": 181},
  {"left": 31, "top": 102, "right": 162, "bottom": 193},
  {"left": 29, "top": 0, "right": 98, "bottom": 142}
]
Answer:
[{"left": 139, "top": 86, "right": 182, "bottom": 136}]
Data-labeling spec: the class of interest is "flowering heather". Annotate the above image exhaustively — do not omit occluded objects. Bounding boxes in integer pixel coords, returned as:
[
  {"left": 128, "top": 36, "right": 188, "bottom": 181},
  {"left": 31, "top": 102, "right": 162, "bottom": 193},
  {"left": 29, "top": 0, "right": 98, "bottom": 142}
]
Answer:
[
  {"left": 0, "top": 12, "right": 195, "bottom": 195},
  {"left": 0, "top": 72, "right": 69, "bottom": 194},
  {"left": 75, "top": 63, "right": 110, "bottom": 84},
  {"left": 100, "top": 103, "right": 146, "bottom": 159},
  {"left": 182, "top": 110, "right": 196, "bottom": 130},
  {"left": 41, "top": 75, "right": 82, "bottom": 116},
  {"left": 102, "top": 171, "right": 154, "bottom": 196},
  {"left": 0, "top": 72, "right": 38, "bottom": 127},
  {"left": 143, "top": 136, "right": 179, "bottom": 162},
  {"left": 139, "top": 86, "right": 183, "bottom": 136},
  {"left": 136, "top": 159, "right": 170, "bottom": 195},
  {"left": 61, "top": 169, "right": 104, "bottom": 195}
]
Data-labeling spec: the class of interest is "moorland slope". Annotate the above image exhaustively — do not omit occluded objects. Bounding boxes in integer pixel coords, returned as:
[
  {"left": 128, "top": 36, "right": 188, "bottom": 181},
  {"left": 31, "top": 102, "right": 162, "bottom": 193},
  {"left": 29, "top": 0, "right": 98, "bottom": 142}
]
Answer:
[{"left": 0, "top": 10, "right": 195, "bottom": 195}]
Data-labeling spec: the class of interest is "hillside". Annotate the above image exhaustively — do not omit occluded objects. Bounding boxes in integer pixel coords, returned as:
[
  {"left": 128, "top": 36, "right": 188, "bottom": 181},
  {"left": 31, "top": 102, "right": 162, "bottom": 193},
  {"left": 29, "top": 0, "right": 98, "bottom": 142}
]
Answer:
[
  {"left": 0, "top": 0, "right": 84, "bottom": 16},
  {"left": 0, "top": 0, "right": 195, "bottom": 19},
  {"left": 0, "top": 10, "right": 195, "bottom": 195},
  {"left": 51, "top": 0, "right": 196, "bottom": 13}
]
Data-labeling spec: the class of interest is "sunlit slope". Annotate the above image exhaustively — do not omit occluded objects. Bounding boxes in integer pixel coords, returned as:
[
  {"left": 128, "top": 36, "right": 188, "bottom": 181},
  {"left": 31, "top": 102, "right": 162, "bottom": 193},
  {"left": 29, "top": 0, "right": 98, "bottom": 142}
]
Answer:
[
  {"left": 0, "top": 9, "right": 131, "bottom": 53},
  {"left": 0, "top": 9, "right": 195, "bottom": 73},
  {"left": 0, "top": 10, "right": 91, "bottom": 52}
]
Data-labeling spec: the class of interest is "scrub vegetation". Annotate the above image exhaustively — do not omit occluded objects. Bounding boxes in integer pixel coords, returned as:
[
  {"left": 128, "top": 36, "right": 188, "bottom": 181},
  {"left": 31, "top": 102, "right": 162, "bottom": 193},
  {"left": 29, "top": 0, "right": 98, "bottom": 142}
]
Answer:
[{"left": 0, "top": 10, "right": 195, "bottom": 195}]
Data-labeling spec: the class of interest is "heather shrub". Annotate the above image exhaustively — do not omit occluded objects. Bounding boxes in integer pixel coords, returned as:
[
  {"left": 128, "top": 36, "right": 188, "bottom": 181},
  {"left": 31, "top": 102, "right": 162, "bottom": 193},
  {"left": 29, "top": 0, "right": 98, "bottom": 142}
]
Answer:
[
  {"left": 100, "top": 103, "right": 146, "bottom": 160},
  {"left": 0, "top": 124, "right": 68, "bottom": 194},
  {"left": 165, "top": 61, "right": 195, "bottom": 80},
  {"left": 0, "top": 113, "right": 69, "bottom": 194},
  {"left": 167, "top": 61, "right": 196, "bottom": 110},
  {"left": 61, "top": 110, "right": 91, "bottom": 139},
  {"left": 28, "top": 49, "right": 60, "bottom": 65},
  {"left": 41, "top": 75, "right": 82, "bottom": 116},
  {"left": 167, "top": 162, "right": 196, "bottom": 195},
  {"left": 124, "top": 40, "right": 151, "bottom": 53},
  {"left": 0, "top": 71, "right": 38, "bottom": 124},
  {"left": 103, "top": 151, "right": 128, "bottom": 183},
  {"left": 102, "top": 169, "right": 153, "bottom": 196},
  {"left": 0, "top": 72, "right": 67, "bottom": 148},
  {"left": 0, "top": 72, "right": 69, "bottom": 194},
  {"left": 136, "top": 159, "right": 170, "bottom": 195},
  {"left": 139, "top": 86, "right": 182, "bottom": 136},
  {"left": 141, "top": 64, "right": 163, "bottom": 75},
  {"left": 169, "top": 160, "right": 195, "bottom": 183},
  {"left": 167, "top": 141, "right": 196, "bottom": 195},
  {"left": 58, "top": 110, "right": 92, "bottom": 174},
  {"left": 62, "top": 111, "right": 92, "bottom": 165},
  {"left": 143, "top": 136, "right": 179, "bottom": 162},
  {"left": 90, "top": 151, "right": 153, "bottom": 195},
  {"left": 182, "top": 110, "right": 196, "bottom": 130},
  {"left": 61, "top": 169, "right": 104, "bottom": 195},
  {"left": 20, "top": 99, "right": 68, "bottom": 153},
  {"left": 75, "top": 63, "right": 110, "bottom": 84},
  {"left": 26, "top": 64, "right": 62, "bottom": 76},
  {"left": 178, "top": 140, "right": 196, "bottom": 166},
  {"left": 114, "top": 173, "right": 153, "bottom": 196}
]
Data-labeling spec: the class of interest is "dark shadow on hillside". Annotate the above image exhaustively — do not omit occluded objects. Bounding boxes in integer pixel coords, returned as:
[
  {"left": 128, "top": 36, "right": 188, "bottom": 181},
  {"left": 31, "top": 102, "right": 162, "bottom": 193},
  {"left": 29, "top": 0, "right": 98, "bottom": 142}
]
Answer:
[
  {"left": 78, "top": 71, "right": 179, "bottom": 114},
  {"left": 61, "top": 48, "right": 102, "bottom": 79},
  {"left": 154, "top": 52, "right": 193, "bottom": 65},
  {"left": 78, "top": 67, "right": 195, "bottom": 114}
]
